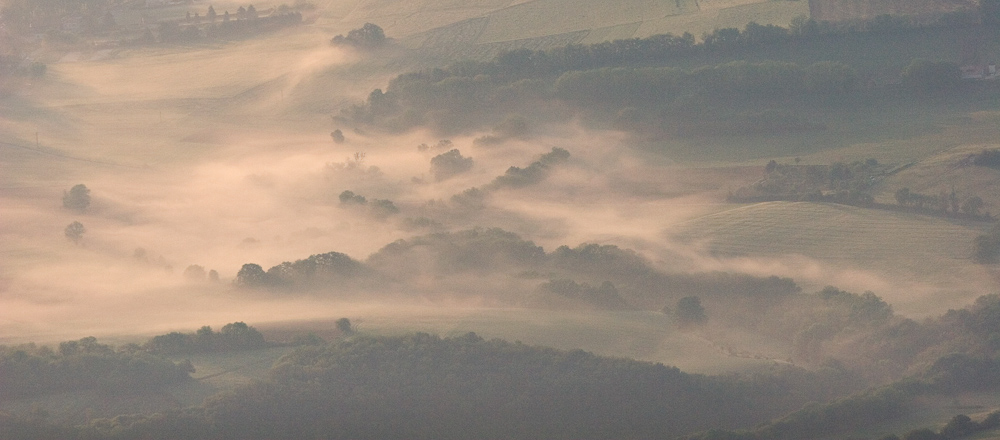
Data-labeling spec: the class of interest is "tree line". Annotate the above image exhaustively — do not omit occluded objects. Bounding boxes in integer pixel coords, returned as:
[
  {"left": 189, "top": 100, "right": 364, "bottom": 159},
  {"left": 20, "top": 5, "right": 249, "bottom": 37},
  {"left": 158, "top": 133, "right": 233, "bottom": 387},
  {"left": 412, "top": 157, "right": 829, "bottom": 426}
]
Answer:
[
  {"left": 7, "top": 333, "right": 862, "bottom": 439},
  {"left": 0, "top": 322, "right": 268, "bottom": 400},
  {"left": 346, "top": 46, "right": 967, "bottom": 135}
]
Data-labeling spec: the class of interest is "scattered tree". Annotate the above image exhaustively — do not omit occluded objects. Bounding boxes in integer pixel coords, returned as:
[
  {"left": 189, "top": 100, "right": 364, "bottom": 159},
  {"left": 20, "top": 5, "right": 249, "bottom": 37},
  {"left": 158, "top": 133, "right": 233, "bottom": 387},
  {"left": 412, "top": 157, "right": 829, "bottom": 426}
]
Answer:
[
  {"left": 430, "top": 149, "right": 474, "bottom": 181},
  {"left": 62, "top": 184, "right": 91, "bottom": 211},
  {"left": 184, "top": 265, "right": 207, "bottom": 281},
  {"left": 331, "top": 23, "right": 386, "bottom": 49},
  {"left": 336, "top": 317, "right": 353, "bottom": 335},
  {"left": 339, "top": 190, "right": 367, "bottom": 205},
  {"left": 765, "top": 160, "right": 778, "bottom": 173},
  {"left": 674, "top": 296, "right": 707, "bottom": 327},
  {"left": 234, "top": 263, "right": 267, "bottom": 288},
  {"left": 331, "top": 129, "right": 345, "bottom": 143},
  {"left": 64, "top": 221, "right": 85, "bottom": 243}
]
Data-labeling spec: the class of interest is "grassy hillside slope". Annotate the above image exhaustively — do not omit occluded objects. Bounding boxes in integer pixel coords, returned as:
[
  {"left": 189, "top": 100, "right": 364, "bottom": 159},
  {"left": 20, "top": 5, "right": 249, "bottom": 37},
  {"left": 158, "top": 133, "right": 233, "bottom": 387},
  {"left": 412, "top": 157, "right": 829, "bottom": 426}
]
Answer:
[{"left": 670, "top": 201, "right": 995, "bottom": 315}]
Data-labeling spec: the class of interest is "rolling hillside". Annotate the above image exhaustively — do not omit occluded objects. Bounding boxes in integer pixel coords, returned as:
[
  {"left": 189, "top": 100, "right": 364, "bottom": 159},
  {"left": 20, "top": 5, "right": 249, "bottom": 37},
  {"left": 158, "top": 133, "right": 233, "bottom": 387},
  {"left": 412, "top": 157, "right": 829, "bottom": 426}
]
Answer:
[
  {"left": 669, "top": 201, "right": 996, "bottom": 315},
  {"left": 318, "top": 0, "right": 809, "bottom": 59}
]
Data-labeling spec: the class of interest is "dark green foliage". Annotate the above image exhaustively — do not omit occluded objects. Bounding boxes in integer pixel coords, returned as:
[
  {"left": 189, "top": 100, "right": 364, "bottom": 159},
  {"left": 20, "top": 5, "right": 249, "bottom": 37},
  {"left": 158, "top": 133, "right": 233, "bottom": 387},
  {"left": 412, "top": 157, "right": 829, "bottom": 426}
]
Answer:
[
  {"left": 489, "top": 147, "right": 570, "bottom": 189},
  {"left": 430, "top": 149, "right": 474, "bottom": 181},
  {"left": 450, "top": 186, "right": 488, "bottom": 208},
  {"left": 234, "top": 263, "right": 267, "bottom": 288},
  {"left": 901, "top": 59, "right": 961, "bottom": 93},
  {"left": 338, "top": 190, "right": 367, "bottom": 205},
  {"left": 0, "top": 337, "right": 191, "bottom": 399},
  {"left": 922, "top": 353, "right": 1000, "bottom": 392},
  {"left": 730, "top": 158, "right": 883, "bottom": 204},
  {"left": 687, "top": 382, "right": 919, "bottom": 440},
  {"left": 818, "top": 286, "right": 893, "bottom": 324},
  {"left": 675, "top": 296, "right": 708, "bottom": 327},
  {"left": 983, "top": 0, "right": 1000, "bottom": 26},
  {"left": 62, "top": 184, "right": 91, "bottom": 211},
  {"left": 335, "top": 317, "right": 353, "bottom": 335},
  {"left": 191, "top": 11, "right": 302, "bottom": 42},
  {"left": 64, "top": 221, "right": 85, "bottom": 243},
  {"left": 331, "top": 23, "right": 386, "bottom": 48},
  {"left": 903, "top": 428, "right": 941, "bottom": 440},
  {"left": 338, "top": 190, "right": 398, "bottom": 218},
  {"left": 80, "top": 409, "right": 213, "bottom": 440},
  {"left": 197, "top": 333, "right": 805, "bottom": 439},
  {"left": 369, "top": 198, "right": 399, "bottom": 217},
  {"left": 330, "top": 129, "right": 345, "bottom": 143},
  {"left": 369, "top": 227, "right": 546, "bottom": 275},
  {"left": 264, "top": 251, "right": 367, "bottom": 289},
  {"left": 939, "top": 414, "right": 977, "bottom": 439},
  {"left": 971, "top": 149, "right": 1000, "bottom": 169},
  {"left": 144, "top": 322, "right": 266, "bottom": 355}
]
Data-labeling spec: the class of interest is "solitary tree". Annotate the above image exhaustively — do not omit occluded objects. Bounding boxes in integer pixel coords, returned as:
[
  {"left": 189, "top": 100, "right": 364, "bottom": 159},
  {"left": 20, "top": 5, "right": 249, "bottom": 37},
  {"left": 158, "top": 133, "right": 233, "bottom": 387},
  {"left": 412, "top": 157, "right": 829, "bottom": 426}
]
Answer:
[
  {"left": 674, "top": 296, "right": 707, "bottom": 327},
  {"left": 63, "top": 184, "right": 91, "bottom": 211},
  {"left": 65, "top": 221, "right": 85, "bottom": 243},
  {"left": 234, "top": 263, "right": 267, "bottom": 288},
  {"left": 336, "top": 317, "right": 354, "bottom": 335},
  {"left": 331, "top": 129, "right": 345, "bottom": 143},
  {"left": 207, "top": 5, "right": 217, "bottom": 22},
  {"left": 184, "top": 264, "right": 207, "bottom": 281}
]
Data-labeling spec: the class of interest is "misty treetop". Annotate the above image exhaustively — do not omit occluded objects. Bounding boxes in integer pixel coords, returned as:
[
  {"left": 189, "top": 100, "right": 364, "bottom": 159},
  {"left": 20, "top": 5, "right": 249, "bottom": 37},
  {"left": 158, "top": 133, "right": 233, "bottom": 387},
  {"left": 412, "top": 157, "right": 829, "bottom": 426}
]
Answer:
[
  {"left": 65, "top": 221, "right": 86, "bottom": 243},
  {"left": 145, "top": 322, "right": 267, "bottom": 355},
  {"left": 338, "top": 13, "right": 998, "bottom": 138},
  {"left": 487, "top": 147, "right": 570, "bottom": 189},
  {"left": 429, "top": 149, "right": 474, "bottom": 181},
  {"left": 0, "top": 337, "right": 192, "bottom": 400},
  {"left": 63, "top": 184, "right": 91, "bottom": 211},
  {"left": 235, "top": 251, "right": 372, "bottom": 290},
  {"left": 330, "top": 23, "right": 387, "bottom": 49},
  {"left": 234, "top": 226, "right": 802, "bottom": 313}
]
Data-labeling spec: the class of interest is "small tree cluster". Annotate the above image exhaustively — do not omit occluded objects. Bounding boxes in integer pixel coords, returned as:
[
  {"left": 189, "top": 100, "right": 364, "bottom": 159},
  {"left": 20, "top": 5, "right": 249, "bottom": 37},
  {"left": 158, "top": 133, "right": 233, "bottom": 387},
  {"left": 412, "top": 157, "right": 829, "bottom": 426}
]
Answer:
[
  {"left": 338, "top": 190, "right": 398, "bottom": 218},
  {"left": 62, "top": 184, "right": 91, "bottom": 211},
  {"left": 144, "top": 322, "right": 267, "bottom": 355},
  {"left": 430, "top": 149, "right": 474, "bottom": 181},
  {"left": 64, "top": 221, "right": 86, "bottom": 243},
  {"left": 330, "top": 23, "right": 386, "bottom": 49},
  {"left": 895, "top": 187, "right": 987, "bottom": 218}
]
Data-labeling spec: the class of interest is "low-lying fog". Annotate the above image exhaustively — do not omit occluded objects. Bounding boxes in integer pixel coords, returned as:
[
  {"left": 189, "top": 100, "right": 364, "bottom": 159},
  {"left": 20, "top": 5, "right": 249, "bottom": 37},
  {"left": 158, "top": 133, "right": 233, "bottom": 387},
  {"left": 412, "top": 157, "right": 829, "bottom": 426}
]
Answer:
[{"left": 1, "top": 28, "right": 994, "bottom": 351}]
